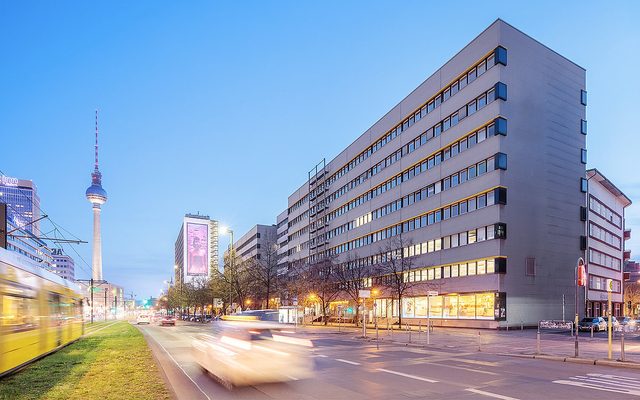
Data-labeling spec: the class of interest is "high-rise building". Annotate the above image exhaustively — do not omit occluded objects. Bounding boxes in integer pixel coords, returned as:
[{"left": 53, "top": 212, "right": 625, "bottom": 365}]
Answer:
[
  {"left": 281, "top": 19, "right": 589, "bottom": 328},
  {"left": 0, "top": 176, "right": 41, "bottom": 235},
  {"left": 225, "top": 224, "right": 277, "bottom": 263},
  {"left": 51, "top": 248, "right": 75, "bottom": 281},
  {"left": 585, "top": 169, "right": 631, "bottom": 318},
  {"left": 174, "top": 214, "right": 219, "bottom": 285},
  {"left": 85, "top": 111, "right": 108, "bottom": 282}
]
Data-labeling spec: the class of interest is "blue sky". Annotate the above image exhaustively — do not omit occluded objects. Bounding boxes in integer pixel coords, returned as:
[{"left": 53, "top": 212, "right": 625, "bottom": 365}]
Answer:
[{"left": 1, "top": 1, "right": 638, "bottom": 299}]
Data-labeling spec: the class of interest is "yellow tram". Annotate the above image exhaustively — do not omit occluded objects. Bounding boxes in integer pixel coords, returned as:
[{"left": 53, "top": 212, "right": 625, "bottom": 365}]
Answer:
[{"left": 0, "top": 247, "right": 83, "bottom": 377}]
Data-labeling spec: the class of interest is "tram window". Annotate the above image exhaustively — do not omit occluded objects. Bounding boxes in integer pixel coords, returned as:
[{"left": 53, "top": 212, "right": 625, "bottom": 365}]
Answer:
[{"left": 1, "top": 294, "right": 38, "bottom": 333}]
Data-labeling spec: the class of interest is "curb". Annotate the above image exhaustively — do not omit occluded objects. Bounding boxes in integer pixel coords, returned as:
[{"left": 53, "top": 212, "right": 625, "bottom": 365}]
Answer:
[{"left": 500, "top": 352, "right": 640, "bottom": 369}]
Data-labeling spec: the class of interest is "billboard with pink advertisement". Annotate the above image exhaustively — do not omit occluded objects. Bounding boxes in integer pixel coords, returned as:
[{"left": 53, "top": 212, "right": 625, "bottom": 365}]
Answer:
[{"left": 186, "top": 223, "right": 209, "bottom": 276}]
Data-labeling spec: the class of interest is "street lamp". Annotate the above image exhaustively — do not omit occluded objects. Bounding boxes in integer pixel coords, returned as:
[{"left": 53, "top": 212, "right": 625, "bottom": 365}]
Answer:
[{"left": 220, "top": 226, "right": 235, "bottom": 312}]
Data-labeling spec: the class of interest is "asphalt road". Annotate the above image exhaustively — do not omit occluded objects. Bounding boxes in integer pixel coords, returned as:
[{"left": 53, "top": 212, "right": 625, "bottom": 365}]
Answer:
[{"left": 136, "top": 321, "right": 640, "bottom": 399}]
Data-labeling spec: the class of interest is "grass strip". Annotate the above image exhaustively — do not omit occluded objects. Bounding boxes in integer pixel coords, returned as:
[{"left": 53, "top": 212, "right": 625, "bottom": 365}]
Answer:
[{"left": 0, "top": 322, "right": 171, "bottom": 400}]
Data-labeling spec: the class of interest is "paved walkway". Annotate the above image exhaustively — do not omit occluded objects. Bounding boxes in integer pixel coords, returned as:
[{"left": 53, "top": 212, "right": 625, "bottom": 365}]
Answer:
[{"left": 299, "top": 322, "right": 640, "bottom": 366}]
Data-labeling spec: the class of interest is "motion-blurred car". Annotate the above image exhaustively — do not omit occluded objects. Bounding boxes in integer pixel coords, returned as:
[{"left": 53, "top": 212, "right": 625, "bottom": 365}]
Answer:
[
  {"left": 618, "top": 316, "right": 636, "bottom": 331},
  {"left": 192, "top": 309, "right": 314, "bottom": 388},
  {"left": 159, "top": 315, "right": 176, "bottom": 326},
  {"left": 136, "top": 314, "right": 151, "bottom": 325},
  {"left": 603, "top": 316, "right": 619, "bottom": 329},
  {"left": 578, "top": 317, "right": 606, "bottom": 332}
]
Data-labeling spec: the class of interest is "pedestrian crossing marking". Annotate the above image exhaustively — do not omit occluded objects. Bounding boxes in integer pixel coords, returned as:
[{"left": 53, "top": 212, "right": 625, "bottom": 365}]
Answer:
[{"left": 553, "top": 373, "right": 640, "bottom": 396}]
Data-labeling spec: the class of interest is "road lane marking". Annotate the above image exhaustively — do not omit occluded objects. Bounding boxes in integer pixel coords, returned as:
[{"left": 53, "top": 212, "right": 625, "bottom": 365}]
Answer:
[
  {"left": 465, "top": 388, "right": 520, "bottom": 399},
  {"left": 335, "top": 358, "right": 361, "bottom": 365},
  {"left": 313, "top": 354, "right": 328, "bottom": 358},
  {"left": 376, "top": 368, "right": 438, "bottom": 383},
  {"left": 145, "top": 330, "right": 212, "bottom": 400},
  {"left": 553, "top": 379, "right": 640, "bottom": 396}
]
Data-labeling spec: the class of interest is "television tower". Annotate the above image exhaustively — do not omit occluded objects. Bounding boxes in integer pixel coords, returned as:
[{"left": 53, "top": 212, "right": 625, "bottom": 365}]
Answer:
[{"left": 85, "top": 110, "right": 108, "bottom": 281}]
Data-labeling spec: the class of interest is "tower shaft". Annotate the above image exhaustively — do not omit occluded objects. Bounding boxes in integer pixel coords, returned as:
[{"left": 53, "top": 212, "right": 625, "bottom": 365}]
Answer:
[{"left": 92, "top": 205, "right": 102, "bottom": 281}]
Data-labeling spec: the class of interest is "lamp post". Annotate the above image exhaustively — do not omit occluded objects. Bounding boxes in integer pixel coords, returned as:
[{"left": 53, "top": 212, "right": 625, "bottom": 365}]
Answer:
[
  {"left": 576, "top": 257, "right": 586, "bottom": 357},
  {"left": 219, "top": 226, "right": 234, "bottom": 313}
]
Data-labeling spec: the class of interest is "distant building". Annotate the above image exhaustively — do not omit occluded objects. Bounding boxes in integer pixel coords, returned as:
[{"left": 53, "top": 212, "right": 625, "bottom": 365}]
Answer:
[
  {"left": 175, "top": 214, "right": 219, "bottom": 285},
  {"left": 77, "top": 280, "right": 125, "bottom": 320},
  {"left": 276, "top": 210, "right": 289, "bottom": 276},
  {"left": 585, "top": 169, "right": 632, "bottom": 318},
  {"left": 225, "top": 224, "right": 277, "bottom": 263},
  {"left": 51, "top": 248, "right": 75, "bottom": 281},
  {"left": 0, "top": 175, "right": 41, "bottom": 235}
]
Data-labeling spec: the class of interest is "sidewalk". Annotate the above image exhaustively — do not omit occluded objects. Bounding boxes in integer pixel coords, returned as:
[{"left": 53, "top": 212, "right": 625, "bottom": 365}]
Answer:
[{"left": 299, "top": 322, "right": 640, "bottom": 369}]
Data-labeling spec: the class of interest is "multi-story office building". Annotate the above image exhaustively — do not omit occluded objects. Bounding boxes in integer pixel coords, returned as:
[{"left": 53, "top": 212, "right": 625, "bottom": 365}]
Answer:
[
  {"left": 174, "top": 214, "right": 219, "bottom": 285},
  {"left": 276, "top": 210, "right": 289, "bottom": 275},
  {"left": 282, "top": 19, "right": 588, "bottom": 328},
  {"left": 51, "top": 248, "right": 75, "bottom": 281},
  {"left": 225, "top": 224, "right": 277, "bottom": 263},
  {"left": 585, "top": 169, "right": 631, "bottom": 318},
  {"left": 0, "top": 175, "right": 41, "bottom": 235},
  {"left": 5, "top": 219, "right": 53, "bottom": 269}
]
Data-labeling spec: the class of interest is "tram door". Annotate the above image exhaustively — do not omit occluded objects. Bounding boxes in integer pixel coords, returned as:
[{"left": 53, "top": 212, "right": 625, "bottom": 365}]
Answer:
[{"left": 49, "top": 293, "right": 62, "bottom": 347}]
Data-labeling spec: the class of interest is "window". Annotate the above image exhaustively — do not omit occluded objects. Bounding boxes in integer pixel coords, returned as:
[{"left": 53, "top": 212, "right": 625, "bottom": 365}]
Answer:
[
  {"left": 525, "top": 257, "right": 536, "bottom": 276},
  {"left": 580, "top": 178, "right": 588, "bottom": 193},
  {"left": 495, "top": 117, "right": 507, "bottom": 136},
  {"left": 495, "top": 152, "right": 508, "bottom": 170},
  {"left": 581, "top": 149, "right": 587, "bottom": 164},
  {"left": 495, "top": 46, "right": 508, "bottom": 66},
  {"left": 581, "top": 119, "right": 587, "bottom": 135},
  {"left": 495, "top": 82, "right": 508, "bottom": 101},
  {"left": 495, "top": 223, "right": 507, "bottom": 239},
  {"left": 581, "top": 90, "right": 587, "bottom": 106}
]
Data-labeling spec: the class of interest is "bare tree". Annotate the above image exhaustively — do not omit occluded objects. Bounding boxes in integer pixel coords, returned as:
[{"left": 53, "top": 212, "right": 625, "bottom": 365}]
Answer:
[
  {"left": 299, "top": 258, "right": 340, "bottom": 325},
  {"left": 333, "top": 252, "right": 371, "bottom": 327},
  {"left": 374, "top": 234, "right": 428, "bottom": 326},
  {"left": 625, "top": 282, "right": 640, "bottom": 317},
  {"left": 251, "top": 239, "right": 280, "bottom": 309}
]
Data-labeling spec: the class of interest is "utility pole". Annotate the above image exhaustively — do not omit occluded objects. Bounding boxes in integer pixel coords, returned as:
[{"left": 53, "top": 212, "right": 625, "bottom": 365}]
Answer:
[
  {"left": 104, "top": 287, "right": 108, "bottom": 321},
  {"left": 90, "top": 278, "right": 94, "bottom": 324}
]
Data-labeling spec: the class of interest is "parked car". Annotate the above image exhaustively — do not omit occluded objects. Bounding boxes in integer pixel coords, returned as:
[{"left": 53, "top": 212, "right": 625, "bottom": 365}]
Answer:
[
  {"left": 160, "top": 315, "right": 176, "bottom": 326},
  {"left": 618, "top": 316, "right": 637, "bottom": 331},
  {"left": 578, "top": 317, "right": 606, "bottom": 332},
  {"left": 603, "top": 316, "right": 619, "bottom": 328},
  {"left": 136, "top": 314, "right": 151, "bottom": 325},
  {"left": 192, "top": 309, "right": 314, "bottom": 387}
]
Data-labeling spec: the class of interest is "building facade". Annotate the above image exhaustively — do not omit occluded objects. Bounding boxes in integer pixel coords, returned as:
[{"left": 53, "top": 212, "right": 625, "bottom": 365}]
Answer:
[
  {"left": 585, "top": 169, "right": 631, "bottom": 318},
  {"left": 0, "top": 176, "right": 41, "bottom": 235},
  {"left": 175, "top": 214, "right": 219, "bottom": 285},
  {"left": 225, "top": 224, "right": 277, "bottom": 263},
  {"left": 51, "top": 248, "right": 75, "bottom": 281},
  {"left": 281, "top": 19, "right": 588, "bottom": 328}
]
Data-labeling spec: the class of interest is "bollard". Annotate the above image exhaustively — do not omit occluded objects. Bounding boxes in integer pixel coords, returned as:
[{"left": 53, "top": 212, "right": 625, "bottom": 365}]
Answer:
[
  {"left": 536, "top": 329, "right": 541, "bottom": 355},
  {"left": 408, "top": 323, "right": 412, "bottom": 343},
  {"left": 477, "top": 331, "right": 481, "bottom": 352},
  {"left": 521, "top": 321, "right": 524, "bottom": 331},
  {"left": 620, "top": 330, "right": 625, "bottom": 362},
  {"left": 376, "top": 323, "right": 379, "bottom": 350},
  {"left": 591, "top": 325, "right": 594, "bottom": 338},
  {"left": 419, "top": 320, "right": 422, "bottom": 335},
  {"left": 427, "top": 321, "right": 431, "bottom": 345}
]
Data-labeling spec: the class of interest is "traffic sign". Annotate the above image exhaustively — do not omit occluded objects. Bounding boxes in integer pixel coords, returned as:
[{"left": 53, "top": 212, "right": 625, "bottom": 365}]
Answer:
[
  {"left": 359, "top": 289, "right": 371, "bottom": 298},
  {"left": 427, "top": 291, "right": 439, "bottom": 297}
]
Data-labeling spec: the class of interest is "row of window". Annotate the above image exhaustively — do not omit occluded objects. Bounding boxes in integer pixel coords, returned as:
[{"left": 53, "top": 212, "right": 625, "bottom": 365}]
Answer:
[
  {"left": 331, "top": 219, "right": 505, "bottom": 259},
  {"left": 323, "top": 83, "right": 507, "bottom": 208},
  {"left": 371, "top": 292, "right": 501, "bottom": 320},
  {"left": 589, "top": 248, "right": 622, "bottom": 271},
  {"left": 589, "top": 275, "right": 621, "bottom": 293},
  {"left": 324, "top": 47, "right": 507, "bottom": 190},
  {"left": 326, "top": 118, "right": 507, "bottom": 223},
  {"left": 288, "top": 209, "right": 309, "bottom": 229},
  {"left": 589, "top": 195, "right": 623, "bottom": 229},
  {"left": 589, "top": 222, "right": 622, "bottom": 250},
  {"left": 327, "top": 180, "right": 506, "bottom": 245}
]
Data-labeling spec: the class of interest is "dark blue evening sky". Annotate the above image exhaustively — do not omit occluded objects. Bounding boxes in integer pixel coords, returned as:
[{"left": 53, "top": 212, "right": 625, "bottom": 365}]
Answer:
[{"left": 1, "top": 1, "right": 638, "bottom": 299}]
